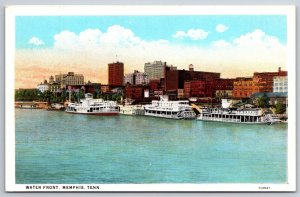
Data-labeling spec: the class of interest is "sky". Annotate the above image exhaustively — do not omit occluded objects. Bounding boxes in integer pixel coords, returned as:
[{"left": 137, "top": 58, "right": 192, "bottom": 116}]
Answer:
[{"left": 15, "top": 15, "right": 287, "bottom": 88}]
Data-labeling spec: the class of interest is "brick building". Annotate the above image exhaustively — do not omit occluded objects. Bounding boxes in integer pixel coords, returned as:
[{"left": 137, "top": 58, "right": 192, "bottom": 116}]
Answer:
[
  {"left": 148, "top": 79, "right": 162, "bottom": 91},
  {"left": 233, "top": 77, "right": 253, "bottom": 99},
  {"left": 165, "top": 66, "right": 220, "bottom": 94},
  {"left": 184, "top": 80, "right": 207, "bottom": 98},
  {"left": 125, "top": 85, "right": 150, "bottom": 102},
  {"left": 215, "top": 78, "right": 235, "bottom": 98},
  {"left": 253, "top": 67, "right": 287, "bottom": 93},
  {"left": 148, "top": 79, "right": 164, "bottom": 98},
  {"left": 183, "top": 78, "right": 233, "bottom": 98},
  {"left": 233, "top": 67, "right": 287, "bottom": 99},
  {"left": 108, "top": 61, "right": 124, "bottom": 86}
]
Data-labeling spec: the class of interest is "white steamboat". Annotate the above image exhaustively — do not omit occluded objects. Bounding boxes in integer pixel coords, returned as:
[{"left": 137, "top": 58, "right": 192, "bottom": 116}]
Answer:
[
  {"left": 197, "top": 99, "right": 278, "bottom": 124},
  {"left": 66, "top": 93, "right": 119, "bottom": 116},
  {"left": 119, "top": 105, "right": 145, "bottom": 116},
  {"left": 119, "top": 98, "right": 145, "bottom": 116},
  {"left": 144, "top": 95, "right": 196, "bottom": 119}
]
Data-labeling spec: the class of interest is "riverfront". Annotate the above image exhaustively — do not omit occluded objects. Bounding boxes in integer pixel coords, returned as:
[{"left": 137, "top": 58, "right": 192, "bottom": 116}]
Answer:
[{"left": 15, "top": 109, "right": 287, "bottom": 184}]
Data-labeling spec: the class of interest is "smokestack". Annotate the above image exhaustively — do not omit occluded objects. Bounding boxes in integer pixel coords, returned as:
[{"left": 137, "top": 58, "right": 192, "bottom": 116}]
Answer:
[
  {"left": 278, "top": 67, "right": 281, "bottom": 72},
  {"left": 189, "top": 64, "right": 194, "bottom": 71}
]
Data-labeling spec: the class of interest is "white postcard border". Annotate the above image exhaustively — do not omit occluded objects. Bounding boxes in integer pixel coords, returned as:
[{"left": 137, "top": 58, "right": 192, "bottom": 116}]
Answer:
[{"left": 5, "top": 5, "right": 296, "bottom": 192}]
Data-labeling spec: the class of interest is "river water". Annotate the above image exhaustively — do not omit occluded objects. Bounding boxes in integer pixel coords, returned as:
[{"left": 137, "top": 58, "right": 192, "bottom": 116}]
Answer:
[{"left": 15, "top": 109, "right": 287, "bottom": 184}]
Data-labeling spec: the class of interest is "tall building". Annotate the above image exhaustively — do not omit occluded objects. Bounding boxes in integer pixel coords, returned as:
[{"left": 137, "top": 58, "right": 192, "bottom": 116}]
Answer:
[
  {"left": 124, "top": 73, "right": 134, "bottom": 85},
  {"left": 144, "top": 60, "right": 167, "bottom": 80},
  {"left": 108, "top": 61, "right": 124, "bottom": 86},
  {"left": 124, "top": 70, "right": 149, "bottom": 85},
  {"left": 134, "top": 71, "right": 149, "bottom": 85},
  {"left": 273, "top": 76, "right": 288, "bottom": 93},
  {"left": 55, "top": 72, "right": 84, "bottom": 87}
]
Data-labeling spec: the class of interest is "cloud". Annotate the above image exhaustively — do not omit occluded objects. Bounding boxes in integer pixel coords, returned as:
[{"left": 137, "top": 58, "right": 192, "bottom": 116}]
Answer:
[
  {"left": 28, "top": 37, "right": 44, "bottom": 46},
  {"left": 172, "top": 28, "right": 209, "bottom": 40},
  {"left": 212, "top": 40, "right": 231, "bottom": 48},
  {"left": 216, "top": 24, "right": 229, "bottom": 33},
  {"left": 78, "top": 29, "right": 102, "bottom": 47},
  {"left": 233, "top": 29, "right": 281, "bottom": 48},
  {"left": 172, "top": 31, "right": 186, "bottom": 39},
  {"left": 54, "top": 31, "right": 79, "bottom": 49},
  {"left": 211, "top": 29, "right": 282, "bottom": 49},
  {"left": 54, "top": 25, "right": 145, "bottom": 50},
  {"left": 16, "top": 27, "right": 286, "bottom": 89},
  {"left": 100, "top": 25, "right": 142, "bottom": 47}
]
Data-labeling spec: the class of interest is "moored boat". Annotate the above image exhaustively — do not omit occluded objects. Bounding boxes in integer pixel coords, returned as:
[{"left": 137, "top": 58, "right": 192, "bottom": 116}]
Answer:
[
  {"left": 119, "top": 105, "right": 145, "bottom": 116},
  {"left": 47, "top": 103, "right": 65, "bottom": 111},
  {"left": 144, "top": 95, "right": 196, "bottom": 119},
  {"left": 196, "top": 99, "right": 278, "bottom": 124},
  {"left": 65, "top": 93, "right": 119, "bottom": 116}
]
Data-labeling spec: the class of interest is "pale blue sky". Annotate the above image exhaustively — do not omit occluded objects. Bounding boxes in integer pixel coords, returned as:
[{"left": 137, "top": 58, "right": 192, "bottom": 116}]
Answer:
[
  {"left": 16, "top": 15, "right": 287, "bottom": 49},
  {"left": 15, "top": 15, "right": 288, "bottom": 88}
]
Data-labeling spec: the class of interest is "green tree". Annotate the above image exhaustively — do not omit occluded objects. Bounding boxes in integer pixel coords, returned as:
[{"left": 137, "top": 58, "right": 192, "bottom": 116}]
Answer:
[
  {"left": 60, "top": 89, "right": 67, "bottom": 103},
  {"left": 257, "top": 93, "right": 270, "bottom": 108},
  {"left": 78, "top": 89, "right": 85, "bottom": 101},
  {"left": 93, "top": 85, "right": 101, "bottom": 99},
  {"left": 71, "top": 92, "right": 77, "bottom": 102},
  {"left": 275, "top": 101, "right": 286, "bottom": 114},
  {"left": 111, "top": 93, "right": 118, "bottom": 101},
  {"left": 43, "top": 90, "right": 52, "bottom": 103},
  {"left": 15, "top": 89, "right": 41, "bottom": 101},
  {"left": 115, "top": 94, "right": 123, "bottom": 103},
  {"left": 50, "top": 93, "right": 58, "bottom": 103}
]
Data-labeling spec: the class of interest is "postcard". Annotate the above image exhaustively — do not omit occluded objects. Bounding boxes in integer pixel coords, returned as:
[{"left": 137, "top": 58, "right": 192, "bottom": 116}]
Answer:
[{"left": 5, "top": 5, "right": 296, "bottom": 192}]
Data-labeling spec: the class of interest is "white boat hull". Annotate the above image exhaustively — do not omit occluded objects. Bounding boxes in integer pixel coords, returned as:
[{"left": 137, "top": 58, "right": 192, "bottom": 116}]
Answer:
[
  {"left": 197, "top": 117, "right": 269, "bottom": 124},
  {"left": 65, "top": 111, "right": 119, "bottom": 116},
  {"left": 196, "top": 108, "right": 275, "bottom": 124},
  {"left": 144, "top": 111, "right": 195, "bottom": 120}
]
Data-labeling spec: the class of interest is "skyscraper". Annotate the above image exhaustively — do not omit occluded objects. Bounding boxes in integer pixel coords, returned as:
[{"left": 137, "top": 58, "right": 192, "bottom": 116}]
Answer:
[
  {"left": 108, "top": 61, "right": 124, "bottom": 86},
  {"left": 144, "top": 60, "right": 166, "bottom": 80}
]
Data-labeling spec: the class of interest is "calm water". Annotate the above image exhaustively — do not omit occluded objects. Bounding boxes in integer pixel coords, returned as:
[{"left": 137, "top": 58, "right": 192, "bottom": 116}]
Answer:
[{"left": 15, "top": 109, "right": 287, "bottom": 184}]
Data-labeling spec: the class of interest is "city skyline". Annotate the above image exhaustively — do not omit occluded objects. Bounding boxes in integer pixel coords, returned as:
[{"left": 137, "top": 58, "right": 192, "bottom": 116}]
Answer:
[{"left": 15, "top": 15, "right": 287, "bottom": 89}]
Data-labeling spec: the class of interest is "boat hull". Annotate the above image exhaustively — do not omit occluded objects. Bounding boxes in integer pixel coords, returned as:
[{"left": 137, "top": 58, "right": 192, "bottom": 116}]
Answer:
[
  {"left": 196, "top": 118, "right": 268, "bottom": 124},
  {"left": 144, "top": 113, "right": 182, "bottom": 120},
  {"left": 65, "top": 111, "right": 119, "bottom": 116},
  {"left": 144, "top": 112, "right": 195, "bottom": 120}
]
